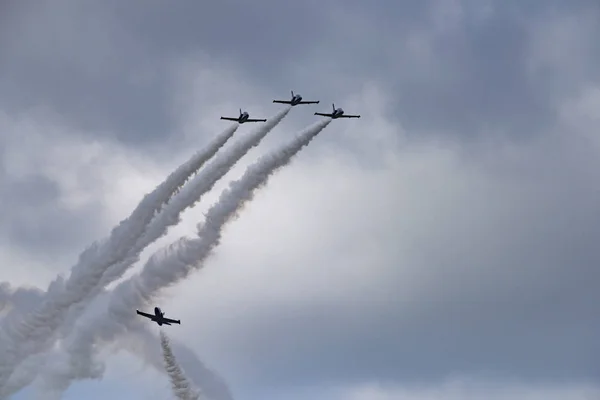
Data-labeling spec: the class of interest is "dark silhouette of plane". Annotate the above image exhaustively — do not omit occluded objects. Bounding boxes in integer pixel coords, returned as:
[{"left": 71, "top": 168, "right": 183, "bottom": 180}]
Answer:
[
  {"left": 136, "top": 307, "right": 180, "bottom": 326},
  {"left": 273, "top": 90, "right": 319, "bottom": 106},
  {"left": 314, "top": 103, "right": 360, "bottom": 119},
  {"left": 220, "top": 109, "right": 266, "bottom": 123}
]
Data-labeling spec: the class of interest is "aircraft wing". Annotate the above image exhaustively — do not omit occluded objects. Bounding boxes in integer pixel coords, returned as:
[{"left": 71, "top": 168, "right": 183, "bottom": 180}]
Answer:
[
  {"left": 162, "top": 317, "right": 181, "bottom": 324},
  {"left": 298, "top": 101, "right": 320, "bottom": 104},
  {"left": 245, "top": 118, "right": 267, "bottom": 122},
  {"left": 339, "top": 114, "right": 361, "bottom": 118},
  {"left": 136, "top": 310, "right": 155, "bottom": 320},
  {"left": 273, "top": 100, "right": 292, "bottom": 104},
  {"left": 314, "top": 112, "right": 333, "bottom": 117},
  {"left": 220, "top": 117, "right": 239, "bottom": 121}
]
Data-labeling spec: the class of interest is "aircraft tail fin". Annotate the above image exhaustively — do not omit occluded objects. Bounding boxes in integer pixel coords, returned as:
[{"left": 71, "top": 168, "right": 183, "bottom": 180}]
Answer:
[
  {"left": 291, "top": 90, "right": 294, "bottom": 97},
  {"left": 332, "top": 103, "right": 335, "bottom": 111},
  {"left": 239, "top": 108, "right": 242, "bottom": 116}
]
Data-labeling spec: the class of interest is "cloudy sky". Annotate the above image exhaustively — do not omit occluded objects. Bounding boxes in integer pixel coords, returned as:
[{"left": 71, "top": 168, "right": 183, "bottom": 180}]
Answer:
[{"left": 1, "top": 0, "right": 600, "bottom": 399}]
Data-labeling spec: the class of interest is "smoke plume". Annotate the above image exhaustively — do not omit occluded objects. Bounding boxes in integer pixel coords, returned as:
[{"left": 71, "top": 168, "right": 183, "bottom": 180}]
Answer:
[
  {"left": 160, "top": 330, "right": 201, "bottom": 400},
  {"left": 1, "top": 110, "right": 292, "bottom": 397},
  {"left": 37, "top": 119, "right": 330, "bottom": 395},
  {"left": 0, "top": 124, "right": 238, "bottom": 392}
]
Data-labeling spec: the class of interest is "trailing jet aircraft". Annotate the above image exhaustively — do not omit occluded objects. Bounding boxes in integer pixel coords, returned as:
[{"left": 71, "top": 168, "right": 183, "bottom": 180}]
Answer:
[
  {"left": 221, "top": 109, "right": 266, "bottom": 123},
  {"left": 314, "top": 103, "right": 360, "bottom": 119},
  {"left": 273, "top": 90, "right": 319, "bottom": 106},
  {"left": 136, "top": 307, "right": 180, "bottom": 326}
]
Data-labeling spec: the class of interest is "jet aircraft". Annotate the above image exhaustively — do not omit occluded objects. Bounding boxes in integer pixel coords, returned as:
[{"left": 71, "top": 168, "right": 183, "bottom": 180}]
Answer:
[
  {"left": 220, "top": 109, "right": 266, "bottom": 123},
  {"left": 273, "top": 90, "right": 319, "bottom": 106},
  {"left": 314, "top": 103, "right": 360, "bottom": 119},
  {"left": 136, "top": 307, "right": 181, "bottom": 326}
]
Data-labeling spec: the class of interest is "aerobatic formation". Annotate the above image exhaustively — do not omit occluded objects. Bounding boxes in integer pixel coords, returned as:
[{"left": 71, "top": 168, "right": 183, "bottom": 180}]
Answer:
[
  {"left": 0, "top": 91, "right": 359, "bottom": 399},
  {"left": 221, "top": 90, "right": 360, "bottom": 123}
]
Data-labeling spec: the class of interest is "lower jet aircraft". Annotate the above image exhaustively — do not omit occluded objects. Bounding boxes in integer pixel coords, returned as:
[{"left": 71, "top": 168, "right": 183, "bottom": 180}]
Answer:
[
  {"left": 315, "top": 103, "right": 360, "bottom": 119},
  {"left": 273, "top": 90, "right": 319, "bottom": 106},
  {"left": 136, "top": 307, "right": 181, "bottom": 326},
  {"left": 220, "top": 109, "right": 267, "bottom": 123}
]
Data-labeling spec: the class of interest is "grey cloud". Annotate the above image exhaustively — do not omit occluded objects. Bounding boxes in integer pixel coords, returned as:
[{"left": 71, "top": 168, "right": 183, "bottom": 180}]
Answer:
[
  {"left": 173, "top": 130, "right": 600, "bottom": 394},
  {"left": 2, "top": 0, "right": 600, "bottom": 398},
  {"left": 0, "top": 0, "right": 333, "bottom": 146},
  {"left": 315, "top": 0, "right": 600, "bottom": 140},
  {"left": 4, "top": 0, "right": 598, "bottom": 149},
  {"left": 1, "top": 1, "right": 172, "bottom": 145},
  {"left": 0, "top": 172, "right": 105, "bottom": 262},
  {"left": 307, "top": 1, "right": 600, "bottom": 145}
]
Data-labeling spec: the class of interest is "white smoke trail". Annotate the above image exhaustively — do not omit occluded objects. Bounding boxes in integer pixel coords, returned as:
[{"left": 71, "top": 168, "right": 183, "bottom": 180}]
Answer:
[
  {"left": 91, "top": 107, "right": 291, "bottom": 299},
  {"left": 39, "top": 119, "right": 330, "bottom": 395},
  {"left": 160, "top": 331, "right": 201, "bottom": 400},
  {"left": 7, "top": 318, "right": 232, "bottom": 400},
  {"left": 55, "top": 108, "right": 290, "bottom": 340},
  {"left": 134, "top": 107, "right": 292, "bottom": 251},
  {"left": 0, "top": 283, "right": 44, "bottom": 316},
  {"left": 0, "top": 125, "right": 238, "bottom": 392},
  {"left": 0, "top": 109, "right": 291, "bottom": 397},
  {"left": 53, "top": 125, "right": 242, "bottom": 338},
  {"left": 118, "top": 324, "right": 233, "bottom": 400},
  {"left": 49, "top": 106, "right": 291, "bottom": 343}
]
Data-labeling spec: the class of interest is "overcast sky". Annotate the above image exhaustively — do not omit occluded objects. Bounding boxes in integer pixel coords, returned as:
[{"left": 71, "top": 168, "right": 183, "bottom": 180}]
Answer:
[{"left": 1, "top": 0, "right": 600, "bottom": 399}]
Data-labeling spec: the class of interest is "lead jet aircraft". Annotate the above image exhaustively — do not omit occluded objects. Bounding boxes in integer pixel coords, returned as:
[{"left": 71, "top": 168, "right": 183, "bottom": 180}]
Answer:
[
  {"left": 273, "top": 90, "right": 319, "bottom": 106},
  {"left": 220, "top": 109, "right": 267, "bottom": 123},
  {"left": 136, "top": 307, "right": 181, "bottom": 326},
  {"left": 314, "top": 103, "right": 360, "bottom": 119}
]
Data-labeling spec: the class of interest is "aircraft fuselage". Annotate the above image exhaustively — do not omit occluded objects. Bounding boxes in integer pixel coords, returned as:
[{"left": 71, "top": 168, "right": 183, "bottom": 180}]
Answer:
[
  {"left": 137, "top": 306, "right": 180, "bottom": 326},
  {"left": 331, "top": 108, "right": 345, "bottom": 118},
  {"left": 290, "top": 95, "right": 303, "bottom": 105},
  {"left": 239, "top": 112, "right": 249, "bottom": 123},
  {"left": 154, "top": 307, "right": 166, "bottom": 325},
  {"left": 314, "top": 103, "right": 360, "bottom": 119},
  {"left": 220, "top": 109, "right": 266, "bottom": 123},
  {"left": 273, "top": 91, "right": 319, "bottom": 106}
]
